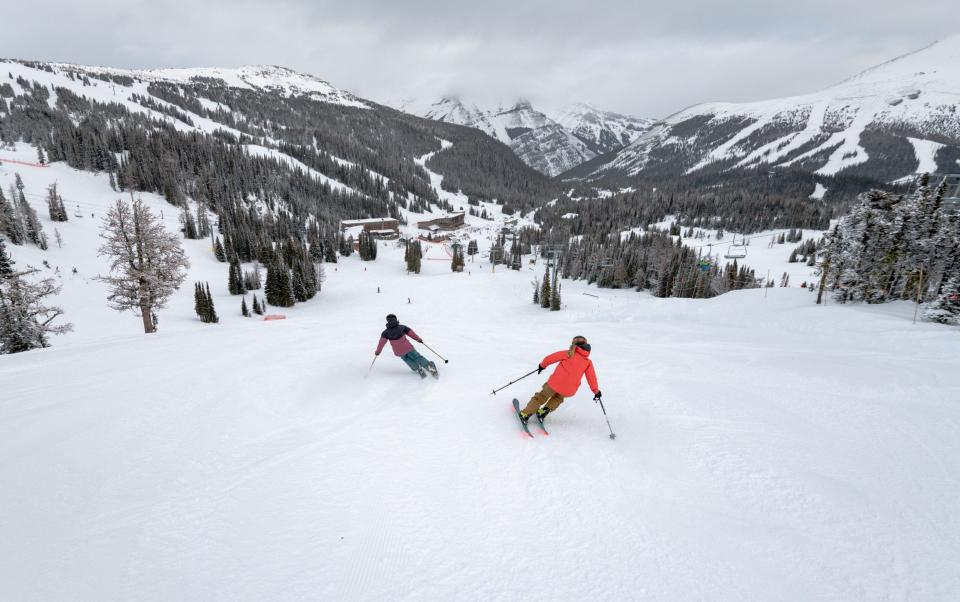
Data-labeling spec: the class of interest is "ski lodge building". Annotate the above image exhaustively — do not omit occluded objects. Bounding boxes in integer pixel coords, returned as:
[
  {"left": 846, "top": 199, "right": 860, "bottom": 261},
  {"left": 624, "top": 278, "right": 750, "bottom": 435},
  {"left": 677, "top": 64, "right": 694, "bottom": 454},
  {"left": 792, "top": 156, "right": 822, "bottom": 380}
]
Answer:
[
  {"left": 416, "top": 212, "right": 465, "bottom": 233},
  {"left": 340, "top": 217, "right": 400, "bottom": 240}
]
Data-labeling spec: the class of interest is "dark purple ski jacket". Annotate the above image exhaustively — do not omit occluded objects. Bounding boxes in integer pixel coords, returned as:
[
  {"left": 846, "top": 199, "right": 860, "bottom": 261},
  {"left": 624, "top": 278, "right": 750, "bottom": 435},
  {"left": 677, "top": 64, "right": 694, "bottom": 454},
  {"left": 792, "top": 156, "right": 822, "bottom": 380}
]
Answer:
[{"left": 376, "top": 324, "right": 422, "bottom": 356}]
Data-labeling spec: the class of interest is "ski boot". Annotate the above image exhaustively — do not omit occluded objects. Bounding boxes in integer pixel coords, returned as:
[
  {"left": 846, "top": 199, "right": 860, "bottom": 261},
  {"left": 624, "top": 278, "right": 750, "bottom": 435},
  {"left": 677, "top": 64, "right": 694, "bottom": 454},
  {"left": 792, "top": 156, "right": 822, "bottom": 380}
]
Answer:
[
  {"left": 536, "top": 407, "right": 550, "bottom": 426},
  {"left": 518, "top": 410, "right": 531, "bottom": 424},
  {"left": 417, "top": 367, "right": 428, "bottom": 379},
  {"left": 426, "top": 361, "right": 439, "bottom": 379}
]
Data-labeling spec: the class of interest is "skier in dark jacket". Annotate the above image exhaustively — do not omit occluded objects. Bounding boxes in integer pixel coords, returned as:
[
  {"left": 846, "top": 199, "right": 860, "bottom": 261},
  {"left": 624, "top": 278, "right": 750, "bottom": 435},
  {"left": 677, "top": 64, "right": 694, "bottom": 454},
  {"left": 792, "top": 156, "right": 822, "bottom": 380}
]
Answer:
[{"left": 375, "top": 314, "right": 438, "bottom": 378}]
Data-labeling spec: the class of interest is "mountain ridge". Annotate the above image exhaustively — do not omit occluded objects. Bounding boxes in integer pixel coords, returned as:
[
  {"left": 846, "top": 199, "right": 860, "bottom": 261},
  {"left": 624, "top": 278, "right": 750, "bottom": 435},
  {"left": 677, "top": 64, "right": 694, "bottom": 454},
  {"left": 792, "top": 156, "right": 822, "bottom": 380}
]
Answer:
[
  {"left": 575, "top": 36, "right": 960, "bottom": 192},
  {"left": 396, "top": 95, "right": 654, "bottom": 176}
]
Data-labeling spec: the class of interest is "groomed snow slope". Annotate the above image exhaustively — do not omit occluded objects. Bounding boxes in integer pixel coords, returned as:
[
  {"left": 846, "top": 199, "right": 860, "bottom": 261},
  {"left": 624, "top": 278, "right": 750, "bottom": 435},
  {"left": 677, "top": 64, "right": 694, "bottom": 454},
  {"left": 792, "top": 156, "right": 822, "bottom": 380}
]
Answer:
[{"left": 2, "top": 242, "right": 960, "bottom": 599}]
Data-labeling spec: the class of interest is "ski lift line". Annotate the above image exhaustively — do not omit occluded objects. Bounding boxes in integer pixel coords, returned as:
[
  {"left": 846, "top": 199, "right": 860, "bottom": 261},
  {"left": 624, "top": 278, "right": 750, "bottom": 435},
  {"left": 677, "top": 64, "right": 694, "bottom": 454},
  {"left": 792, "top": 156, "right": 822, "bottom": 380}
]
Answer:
[{"left": 687, "top": 230, "right": 780, "bottom": 251}]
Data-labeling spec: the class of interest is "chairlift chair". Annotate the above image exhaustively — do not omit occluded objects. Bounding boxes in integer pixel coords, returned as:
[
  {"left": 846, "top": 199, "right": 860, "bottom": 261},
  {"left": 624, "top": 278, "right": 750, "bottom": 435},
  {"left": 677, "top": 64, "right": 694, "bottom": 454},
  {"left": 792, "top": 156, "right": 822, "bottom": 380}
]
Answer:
[
  {"left": 724, "top": 234, "right": 747, "bottom": 259},
  {"left": 724, "top": 244, "right": 747, "bottom": 259}
]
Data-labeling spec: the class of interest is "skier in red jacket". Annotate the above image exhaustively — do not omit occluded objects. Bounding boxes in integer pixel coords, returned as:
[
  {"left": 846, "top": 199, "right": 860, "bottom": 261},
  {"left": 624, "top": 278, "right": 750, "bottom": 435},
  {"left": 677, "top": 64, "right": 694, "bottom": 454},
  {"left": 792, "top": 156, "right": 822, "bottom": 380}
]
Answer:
[{"left": 519, "top": 335, "right": 601, "bottom": 423}]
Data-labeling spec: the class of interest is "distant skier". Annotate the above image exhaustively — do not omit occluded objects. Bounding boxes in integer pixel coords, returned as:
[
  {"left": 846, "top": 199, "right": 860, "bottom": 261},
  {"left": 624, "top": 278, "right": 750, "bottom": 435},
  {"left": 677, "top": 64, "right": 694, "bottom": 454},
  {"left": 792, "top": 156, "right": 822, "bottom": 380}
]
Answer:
[
  {"left": 518, "top": 336, "right": 601, "bottom": 423},
  {"left": 375, "top": 314, "right": 438, "bottom": 379}
]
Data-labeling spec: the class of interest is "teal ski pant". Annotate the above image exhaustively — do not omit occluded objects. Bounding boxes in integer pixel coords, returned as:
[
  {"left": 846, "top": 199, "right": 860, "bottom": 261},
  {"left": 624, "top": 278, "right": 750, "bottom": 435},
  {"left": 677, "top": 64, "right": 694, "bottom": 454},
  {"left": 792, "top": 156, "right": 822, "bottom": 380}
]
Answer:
[{"left": 400, "top": 350, "right": 431, "bottom": 372}]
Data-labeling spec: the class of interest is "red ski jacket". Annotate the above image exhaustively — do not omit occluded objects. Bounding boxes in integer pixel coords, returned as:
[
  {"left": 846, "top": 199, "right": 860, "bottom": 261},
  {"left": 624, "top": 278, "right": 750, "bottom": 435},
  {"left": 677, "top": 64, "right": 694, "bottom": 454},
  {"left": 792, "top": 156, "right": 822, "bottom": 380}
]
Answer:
[{"left": 541, "top": 346, "right": 599, "bottom": 398}]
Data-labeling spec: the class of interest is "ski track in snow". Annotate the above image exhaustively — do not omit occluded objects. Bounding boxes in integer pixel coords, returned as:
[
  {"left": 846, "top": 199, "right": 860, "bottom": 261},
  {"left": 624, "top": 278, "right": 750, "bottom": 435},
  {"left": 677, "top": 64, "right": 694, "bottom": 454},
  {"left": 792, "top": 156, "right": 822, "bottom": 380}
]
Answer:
[
  {"left": 907, "top": 137, "right": 946, "bottom": 175},
  {"left": 2, "top": 153, "right": 960, "bottom": 600}
]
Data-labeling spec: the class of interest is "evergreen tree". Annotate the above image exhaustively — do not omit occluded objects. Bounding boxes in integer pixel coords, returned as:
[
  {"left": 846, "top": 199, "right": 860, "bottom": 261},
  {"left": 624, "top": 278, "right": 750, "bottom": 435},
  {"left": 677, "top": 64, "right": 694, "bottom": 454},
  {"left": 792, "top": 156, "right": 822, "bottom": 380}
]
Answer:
[
  {"left": 0, "top": 239, "right": 13, "bottom": 279},
  {"left": 241, "top": 296, "right": 250, "bottom": 317},
  {"left": 205, "top": 283, "right": 218, "bottom": 323},
  {"left": 16, "top": 184, "right": 44, "bottom": 247},
  {"left": 324, "top": 237, "right": 338, "bottom": 263},
  {"left": 196, "top": 205, "right": 210, "bottom": 238},
  {"left": 228, "top": 257, "right": 245, "bottom": 295},
  {"left": 405, "top": 239, "right": 422, "bottom": 274},
  {"left": 922, "top": 275, "right": 960, "bottom": 324},
  {"left": 540, "top": 268, "right": 551, "bottom": 308},
  {"left": 533, "top": 277, "right": 540, "bottom": 305},
  {"left": 194, "top": 282, "right": 205, "bottom": 320},
  {"left": 183, "top": 210, "right": 198, "bottom": 239},
  {"left": 213, "top": 236, "right": 226, "bottom": 262},
  {"left": 821, "top": 184, "right": 959, "bottom": 315},
  {"left": 550, "top": 266, "right": 561, "bottom": 311},
  {"left": 1, "top": 185, "right": 24, "bottom": 245},
  {"left": 46, "top": 184, "right": 68, "bottom": 222},
  {"left": 243, "top": 265, "right": 262, "bottom": 290},
  {"left": 265, "top": 260, "right": 294, "bottom": 307}
]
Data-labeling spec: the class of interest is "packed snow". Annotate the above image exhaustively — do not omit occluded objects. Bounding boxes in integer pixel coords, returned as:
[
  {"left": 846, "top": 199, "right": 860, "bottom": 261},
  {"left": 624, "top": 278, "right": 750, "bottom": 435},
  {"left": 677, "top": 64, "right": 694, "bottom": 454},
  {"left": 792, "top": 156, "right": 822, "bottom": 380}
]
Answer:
[
  {"left": 2, "top": 150, "right": 960, "bottom": 601},
  {"left": 907, "top": 137, "right": 946, "bottom": 175},
  {"left": 810, "top": 182, "right": 828, "bottom": 200}
]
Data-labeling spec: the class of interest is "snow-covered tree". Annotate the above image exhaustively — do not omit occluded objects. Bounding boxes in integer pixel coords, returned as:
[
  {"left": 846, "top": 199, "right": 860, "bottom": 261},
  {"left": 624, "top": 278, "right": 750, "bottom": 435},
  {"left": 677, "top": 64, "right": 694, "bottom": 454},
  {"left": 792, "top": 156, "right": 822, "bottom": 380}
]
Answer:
[
  {"left": 821, "top": 181, "right": 960, "bottom": 320},
  {"left": 0, "top": 239, "right": 13, "bottom": 279},
  {"left": 0, "top": 259, "right": 72, "bottom": 354},
  {"left": 97, "top": 198, "right": 190, "bottom": 333},
  {"left": 922, "top": 275, "right": 960, "bottom": 324}
]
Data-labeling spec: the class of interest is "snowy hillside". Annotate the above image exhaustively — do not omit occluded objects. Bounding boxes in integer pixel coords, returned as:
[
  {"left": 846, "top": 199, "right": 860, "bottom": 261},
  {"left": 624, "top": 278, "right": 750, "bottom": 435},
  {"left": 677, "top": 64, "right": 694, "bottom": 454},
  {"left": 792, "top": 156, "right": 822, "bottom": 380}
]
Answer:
[
  {"left": 3, "top": 202, "right": 960, "bottom": 599},
  {"left": 585, "top": 36, "right": 960, "bottom": 188},
  {"left": 397, "top": 97, "right": 653, "bottom": 177}
]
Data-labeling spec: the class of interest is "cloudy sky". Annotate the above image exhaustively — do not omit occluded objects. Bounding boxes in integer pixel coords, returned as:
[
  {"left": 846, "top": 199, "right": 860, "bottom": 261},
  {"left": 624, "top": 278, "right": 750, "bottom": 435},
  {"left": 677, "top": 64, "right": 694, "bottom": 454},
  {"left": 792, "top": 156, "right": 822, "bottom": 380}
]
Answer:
[{"left": 4, "top": 0, "right": 957, "bottom": 117}]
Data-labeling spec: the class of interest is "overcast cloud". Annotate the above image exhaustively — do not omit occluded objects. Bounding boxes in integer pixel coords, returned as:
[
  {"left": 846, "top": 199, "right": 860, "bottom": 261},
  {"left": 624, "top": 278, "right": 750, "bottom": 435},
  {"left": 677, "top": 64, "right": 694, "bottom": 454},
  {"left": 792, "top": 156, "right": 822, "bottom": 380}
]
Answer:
[{"left": 3, "top": 0, "right": 957, "bottom": 117}]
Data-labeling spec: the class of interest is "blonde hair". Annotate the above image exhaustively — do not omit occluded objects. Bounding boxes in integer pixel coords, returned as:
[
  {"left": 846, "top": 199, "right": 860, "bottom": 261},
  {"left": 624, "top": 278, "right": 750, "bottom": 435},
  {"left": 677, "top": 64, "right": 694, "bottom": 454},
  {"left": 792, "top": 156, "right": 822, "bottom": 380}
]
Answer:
[{"left": 568, "top": 336, "right": 587, "bottom": 357}]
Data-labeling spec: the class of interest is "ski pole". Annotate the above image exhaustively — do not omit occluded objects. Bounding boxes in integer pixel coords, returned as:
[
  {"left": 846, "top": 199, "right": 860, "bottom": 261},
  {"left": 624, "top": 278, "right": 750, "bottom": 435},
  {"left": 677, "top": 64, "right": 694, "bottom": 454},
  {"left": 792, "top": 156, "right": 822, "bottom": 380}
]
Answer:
[
  {"left": 420, "top": 342, "right": 449, "bottom": 364},
  {"left": 366, "top": 354, "right": 379, "bottom": 378},
  {"left": 596, "top": 398, "right": 616, "bottom": 440},
  {"left": 490, "top": 368, "right": 539, "bottom": 395}
]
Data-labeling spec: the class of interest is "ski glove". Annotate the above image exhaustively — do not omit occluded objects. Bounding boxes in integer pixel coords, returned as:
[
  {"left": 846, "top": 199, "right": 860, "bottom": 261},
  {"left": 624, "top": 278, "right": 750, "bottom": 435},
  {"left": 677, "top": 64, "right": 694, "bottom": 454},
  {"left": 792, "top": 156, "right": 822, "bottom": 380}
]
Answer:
[
  {"left": 593, "top": 390, "right": 602, "bottom": 401},
  {"left": 537, "top": 364, "right": 545, "bottom": 374}
]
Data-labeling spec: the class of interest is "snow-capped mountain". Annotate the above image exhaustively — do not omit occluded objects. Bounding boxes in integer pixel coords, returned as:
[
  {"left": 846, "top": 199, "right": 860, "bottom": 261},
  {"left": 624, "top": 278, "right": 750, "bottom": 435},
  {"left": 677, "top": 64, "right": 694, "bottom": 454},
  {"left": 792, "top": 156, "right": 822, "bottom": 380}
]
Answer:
[
  {"left": 579, "top": 36, "right": 960, "bottom": 186},
  {"left": 0, "top": 58, "right": 556, "bottom": 217},
  {"left": 398, "top": 97, "right": 653, "bottom": 177},
  {"left": 552, "top": 102, "right": 656, "bottom": 155},
  {"left": 58, "top": 63, "right": 369, "bottom": 108}
]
